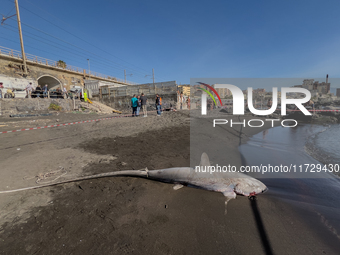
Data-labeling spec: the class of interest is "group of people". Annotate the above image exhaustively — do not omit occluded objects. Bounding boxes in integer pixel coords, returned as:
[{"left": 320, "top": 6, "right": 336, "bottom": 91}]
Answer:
[
  {"left": 0, "top": 82, "right": 16, "bottom": 99},
  {"left": 0, "top": 82, "right": 17, "bottom": 98},
  {"left": 178, "top": 92, "right": 190, "bottom": 110},
  {"left": 25, "top": 83, "right": 49, "bottom": 98},
  {"left": 0, "top": 81, "right": 72, "bottom": 99},
  {"left": 0, "top": 82, "right": 48, "bottom": 99},
  {"left": 131, "top": 93, "right": 164, "bottom": 117},
  {"left": 25, "top": 83, "right": 68, "bottom": 99},
  {"left": 131, "top": 93, "right": 149, "bottom": 117}
]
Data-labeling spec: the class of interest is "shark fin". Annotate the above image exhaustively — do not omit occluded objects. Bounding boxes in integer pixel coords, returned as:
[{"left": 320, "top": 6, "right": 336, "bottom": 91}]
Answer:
[
  {"left": 222, "top": 190, "right": 237, "bottom": 215},
  {"left": 173, "top": 184, "right": 184, "bottom": 190},
  {"left": 199, "top": 152, "right": 211, "bottom": 167}
]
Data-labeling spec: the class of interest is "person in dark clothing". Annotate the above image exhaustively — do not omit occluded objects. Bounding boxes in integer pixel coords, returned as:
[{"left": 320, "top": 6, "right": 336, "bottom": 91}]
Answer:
[
  {"left": 0, "top": 82, "right": 3, "bottom": 99},
  {"left": 140, "top": 93, "right": 148, "bottom": 117},
  {"left": 43, "top": 84, "right": 48, "bottom": 98},
  {"left": 35, "top": 85, "right": 42, "bottom": 98},
  {"left": 155, "top": 94, "right": 162, "bottom": 116}
]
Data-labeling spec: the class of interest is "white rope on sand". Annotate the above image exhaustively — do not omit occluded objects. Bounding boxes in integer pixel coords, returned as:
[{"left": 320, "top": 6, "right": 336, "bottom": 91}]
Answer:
[
  {"left": 23, "top": 166, "right": 68, "bottom": 184},
  {"left": 36, "top": 167, "right": 68, "bottom": 184}
]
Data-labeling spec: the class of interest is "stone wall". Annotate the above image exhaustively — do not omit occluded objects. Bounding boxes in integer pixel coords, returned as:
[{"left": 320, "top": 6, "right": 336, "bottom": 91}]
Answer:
[
  {"left": 93, "top": 93, "right": 177, "bottom": 112},
  {"left": 95, "top": 81, "right": 178, "bottom": 111},
  {"left": 0, "top": 98, "right": 79, "bottom": 116}
]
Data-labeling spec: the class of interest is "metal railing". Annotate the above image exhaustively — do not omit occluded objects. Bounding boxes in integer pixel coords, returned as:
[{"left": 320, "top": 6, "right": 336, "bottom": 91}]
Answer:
[
  {"left": 0, "top": 45, "right": 137, "bottom": 85},
  {"left": 101, "top": 83, "right": 178, "bottom": 97}
]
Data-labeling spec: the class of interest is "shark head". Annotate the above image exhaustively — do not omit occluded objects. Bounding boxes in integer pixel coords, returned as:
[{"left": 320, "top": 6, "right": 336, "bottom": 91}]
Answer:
[
  {"left": 233, "top": 177, "right": 268, "bottom": 197},
  {"left": 199, "top": 152, "right": 268, "bottom": 197},
  {"left": 197, "top": 153, "right": 268, "bottom": 215}
]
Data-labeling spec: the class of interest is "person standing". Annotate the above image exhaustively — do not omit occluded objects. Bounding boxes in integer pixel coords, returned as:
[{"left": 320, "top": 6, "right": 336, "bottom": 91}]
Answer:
[
  {"left": 155, "top": 94, "right": 162, "bottom": 116},
  {"left": 140, "top": 93, "right": 148, "bottom": 117},
  {"left": 35, "top": 85, "right": 42, "bottom": 98},
  {"left": 83, "top": 89, "right": 88, "bottom": 102},
  {"left": 25, "top": 82, "right": 34, "bottom": 98},
  {"left": 136, "top": 95, "right": 141, "bottom": 117},
  {"left": 63, "top": 86, "right": 68, "bottom": 99},
  {"left": 43, "top": 84, "right": 48, "bottom": 98},
  {"left": 0, "top": 82, "right": 3, "bottom": 99},
  {"left": 131, "top": 94, "right": 138, "bottom": 117},
  {"left": 180, "top": 92, "right": 184, "bottom": 110}
]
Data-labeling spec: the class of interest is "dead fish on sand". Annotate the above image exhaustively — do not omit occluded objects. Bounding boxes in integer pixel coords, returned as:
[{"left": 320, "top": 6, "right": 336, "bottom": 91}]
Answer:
[
  {"left": 142, "top": 152, "right": 268, "bottom": 212},
  {"left": 0, "top": 153, "right": 267, "bottom": 212}
]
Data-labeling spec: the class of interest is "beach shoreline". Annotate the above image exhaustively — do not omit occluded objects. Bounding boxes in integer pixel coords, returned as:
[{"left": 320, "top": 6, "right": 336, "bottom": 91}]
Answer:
[{"left": 0, "top": 111, "right": 339, "bottom": 254}]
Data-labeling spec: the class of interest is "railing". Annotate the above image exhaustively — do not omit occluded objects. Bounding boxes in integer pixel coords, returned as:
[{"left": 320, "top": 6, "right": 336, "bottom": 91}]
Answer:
[
  {"left": 0, "top": 45, "right": 137, "bottom": 85},
  {"left": 100, "top": 83, "right": 178, "bottom": 97}
]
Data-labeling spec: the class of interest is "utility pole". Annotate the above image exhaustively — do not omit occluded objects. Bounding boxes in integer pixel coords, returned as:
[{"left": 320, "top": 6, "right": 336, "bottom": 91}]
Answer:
[
  {"left": 152, "top": 69, "right": 156, "bottom": 94},
  {"left": 15, "top": 0, "right": 28, "bottom": 75},
  {"left": 124, "top": 70, "right": 132, "bottom": 84},
  {"left": 87, "top": 59, "right": 90, "bottom": 79}
]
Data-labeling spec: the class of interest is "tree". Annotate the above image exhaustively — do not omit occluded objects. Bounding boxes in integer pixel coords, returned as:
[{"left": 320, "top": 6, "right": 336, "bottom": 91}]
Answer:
[{"left": 57, "top": 60, "right": 66, "bottom": 68}]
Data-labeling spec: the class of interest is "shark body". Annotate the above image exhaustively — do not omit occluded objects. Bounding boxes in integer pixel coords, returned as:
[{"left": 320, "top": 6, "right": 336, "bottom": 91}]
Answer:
[
  {"left": 0, "top": 153, "right": 267, "bottom": 211},
  {"left": 146, "top": 153, "right": 268, "bottom": 210}
]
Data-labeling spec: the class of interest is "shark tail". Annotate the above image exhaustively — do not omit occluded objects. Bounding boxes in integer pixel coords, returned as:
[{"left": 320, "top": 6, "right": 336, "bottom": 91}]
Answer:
[{"left": 0, "top": 169, "right": 149, "bottom": 194}]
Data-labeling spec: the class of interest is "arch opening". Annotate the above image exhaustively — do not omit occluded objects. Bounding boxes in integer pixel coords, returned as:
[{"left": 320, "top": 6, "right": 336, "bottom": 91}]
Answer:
[{"left": 37, "top": 75, "right": 61, "bottom": 91}]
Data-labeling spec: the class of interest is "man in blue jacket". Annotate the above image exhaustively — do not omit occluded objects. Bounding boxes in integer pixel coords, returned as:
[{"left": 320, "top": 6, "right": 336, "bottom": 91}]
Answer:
[{"left": 131, "top": 94, "right": 138, "bottom": 117}]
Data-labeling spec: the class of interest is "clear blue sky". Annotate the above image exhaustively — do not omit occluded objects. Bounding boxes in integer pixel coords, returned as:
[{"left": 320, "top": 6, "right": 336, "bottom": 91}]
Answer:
[{"left": 1, "top": 0, "right": 340, "bottom": 86}]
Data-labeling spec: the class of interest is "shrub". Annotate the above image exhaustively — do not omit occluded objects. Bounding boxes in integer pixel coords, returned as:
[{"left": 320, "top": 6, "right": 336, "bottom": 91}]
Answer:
[
  {"left": 57, "top": 60, "right": 67, "bottom": 68},
  {"left": 49, "top": 103, "right": 62, "bottom": 111}
]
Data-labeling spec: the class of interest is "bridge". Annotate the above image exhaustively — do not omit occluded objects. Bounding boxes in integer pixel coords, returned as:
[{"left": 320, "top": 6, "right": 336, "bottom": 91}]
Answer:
[{"left": 0, "top": 46, "right": 135, "bottom": 90}]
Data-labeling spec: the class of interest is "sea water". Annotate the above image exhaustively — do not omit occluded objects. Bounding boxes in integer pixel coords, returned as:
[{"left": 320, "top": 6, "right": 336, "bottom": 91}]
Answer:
[
  {"left": 305, "top": 124, "right": 340, "bottom": 166},
  {"left": 238, "top": 124, "right": 338, "bottom": 179},
  {"left": 239, "top": 123, "right": 340, "bottom": 246}
]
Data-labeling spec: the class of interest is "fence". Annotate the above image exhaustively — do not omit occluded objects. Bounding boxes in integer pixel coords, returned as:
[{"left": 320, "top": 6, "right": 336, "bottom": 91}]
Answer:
[
  {"left": 97, "top": 81, "right": 178, "bottom": 111},
  {"left": 101, "top": 81, "right": 177, "bottom": 98}
]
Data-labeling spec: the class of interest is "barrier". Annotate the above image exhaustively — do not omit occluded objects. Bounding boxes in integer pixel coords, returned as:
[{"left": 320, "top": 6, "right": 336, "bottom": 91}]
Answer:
[{"left": 0, "top": 108, "right": 175, "bottom": 135}]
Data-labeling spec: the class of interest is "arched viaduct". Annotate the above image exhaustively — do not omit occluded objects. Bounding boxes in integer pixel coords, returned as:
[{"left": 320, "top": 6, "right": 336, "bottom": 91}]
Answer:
[{"left": 0, "top": 49, "right": 131, "bottom": 90}]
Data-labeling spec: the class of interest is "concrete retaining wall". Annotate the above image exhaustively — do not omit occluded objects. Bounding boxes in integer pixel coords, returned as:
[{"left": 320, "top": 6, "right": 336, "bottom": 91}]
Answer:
[{"left": 0, "top": 98, "right": 79, "bottom": 116}]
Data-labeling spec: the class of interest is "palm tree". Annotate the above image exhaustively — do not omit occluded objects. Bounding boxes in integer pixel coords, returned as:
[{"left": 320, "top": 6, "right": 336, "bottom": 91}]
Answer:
[{"left": 57, "top": 60, "right": 66, "bottom": 68}]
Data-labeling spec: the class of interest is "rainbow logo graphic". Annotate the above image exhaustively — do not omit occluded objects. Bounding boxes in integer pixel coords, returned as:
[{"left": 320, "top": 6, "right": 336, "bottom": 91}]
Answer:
[{"left": 196, "top": 82, "right": 223, "bottom": 106}]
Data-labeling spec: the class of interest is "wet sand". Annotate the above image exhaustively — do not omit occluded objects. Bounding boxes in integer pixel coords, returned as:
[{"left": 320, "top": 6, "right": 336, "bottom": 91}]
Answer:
[{"left": 0, "top": 110, "right": 339, "bottom": 254}]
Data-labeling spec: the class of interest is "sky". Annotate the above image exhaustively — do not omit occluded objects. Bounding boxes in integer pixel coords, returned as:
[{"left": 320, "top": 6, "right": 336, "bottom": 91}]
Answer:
[{"left": 1, "top": 0, "right": 340, "bottom": 88}]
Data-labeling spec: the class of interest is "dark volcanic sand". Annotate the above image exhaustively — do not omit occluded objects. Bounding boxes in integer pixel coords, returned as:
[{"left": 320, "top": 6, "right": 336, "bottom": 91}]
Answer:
[
  {"left": 0, "top": 111, "right": 339, "bottom": 255},
  {"left": 1, "top": 125, "right": 191, "bottom": 255}
]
